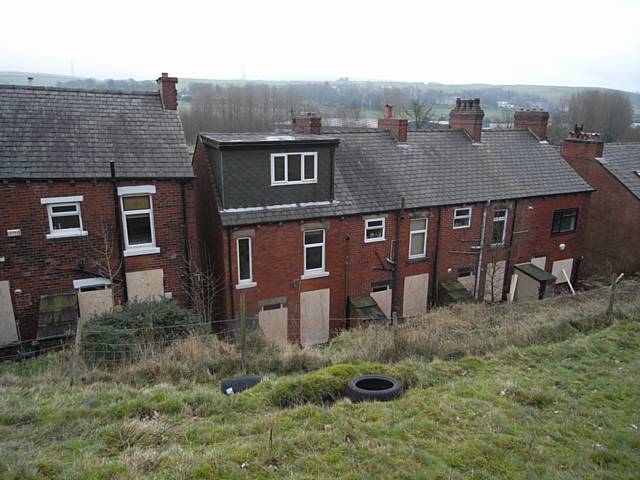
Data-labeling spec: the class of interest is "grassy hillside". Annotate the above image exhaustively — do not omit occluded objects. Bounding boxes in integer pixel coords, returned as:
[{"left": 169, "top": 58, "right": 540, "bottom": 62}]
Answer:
[{"left": 1, "top": 285, "right": 639, "bottom": 479}]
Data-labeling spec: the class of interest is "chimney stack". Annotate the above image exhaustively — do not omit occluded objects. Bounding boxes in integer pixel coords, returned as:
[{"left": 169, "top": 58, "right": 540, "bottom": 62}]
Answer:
[
  {"left": 156, "top": 72, "right": 178, "bottom": 110},
  {"left": 561, "top": 124, "right": 604, "bottom": 161},
  {"left": 449, "top": 98, "right": 484, "bottom": 142},
  {"left": 293, "top": 113, "right": 322, "bottom": 134},
  {"left": 514, "top": 109, "right": 550, "bottom": 140},
  {"left": 378, "top": 104, "right": 408, "bottom": 142}
]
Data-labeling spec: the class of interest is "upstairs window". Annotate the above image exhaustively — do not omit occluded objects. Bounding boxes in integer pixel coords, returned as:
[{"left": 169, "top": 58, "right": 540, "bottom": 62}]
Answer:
[
  {"left": 453, "top": 207, "right": 472, "bottom": 229},
  {"left": 491, "top": 209, "right": 508, "bottom": 245},
  {"left": 409, "top": 218, "right": 428, "bottom": 258},
  {"left": 364, "top": 218, "right": 385, "bottom": 243},
  {"left": 552, "top": 208, "right": 578, "bottom": 234},
  {"left": 41, "top": 195, "right": 87, "bottom": 239},
  {"left": 236, "top": 237, "right": 254, "bottom": 287},
  {"left": 304, "top": 229, "right": 325, "bottom": 274},
  {"left": 271, "top": 152, "right": 317, "bottom": 185},
  {"left": 118, "top": 186, "right": 159, "bottom": 256}
]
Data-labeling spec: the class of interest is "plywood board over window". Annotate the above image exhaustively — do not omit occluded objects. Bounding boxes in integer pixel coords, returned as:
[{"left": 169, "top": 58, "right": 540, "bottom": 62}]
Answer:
[
  {"left": 258, "top": 306, "right": 288, "bottom": 345},
  {"left": 126, "top": 269, "right": 164, "bottom": 302},
  {"left": 552, "top": 259, "right": 574, "bottom": 284}
]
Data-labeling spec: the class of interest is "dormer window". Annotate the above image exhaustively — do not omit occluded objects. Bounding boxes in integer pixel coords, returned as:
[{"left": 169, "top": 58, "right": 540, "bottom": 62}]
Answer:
[{"left": 271, "top": 152, "right": 317, "bottom": 185}]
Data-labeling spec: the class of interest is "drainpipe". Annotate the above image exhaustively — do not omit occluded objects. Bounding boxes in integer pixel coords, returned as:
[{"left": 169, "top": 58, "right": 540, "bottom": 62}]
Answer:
[
  {"left": 504, "top": 199, "right": 519, "bottom": 291},
  {"left": 474, "top": 200, "right": 490, "bottom": 300},
  {"left": 110, "top": 161, "right": 128, "bottom": 302},
  {"left": 391, "top": 196, "right": 405, "bottom": 314},
  {"left": 430, "top": 206, "right": 442, "bottom": 307}
]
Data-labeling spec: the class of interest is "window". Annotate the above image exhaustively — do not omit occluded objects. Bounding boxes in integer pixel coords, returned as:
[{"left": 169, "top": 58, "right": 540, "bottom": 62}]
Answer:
[
  {"left": 303, "top": 229, "right": 325, "bottom": 275},
  {"left": 453, "top": 208, "right": 472, "bottom": 229},
  {"left": 551, "top": 208, "right": 578, "bottom": 234},
  {"left": 236, "top": 237, "right": 254, "bottom": 286},
  {"left": 40, "top": 195, "right": 87, "bottom": 239},
  {"left": 364, "top": 218, "right": 385, "bottom": 243},
  {"left": 118, "top": 186, "right": 159, "bottom": 256},
  {"left": 271, "top": 152, "right": 317, "bottom": 185},
  {"left": 491, "top": 209, "right": 508, "bottom": 245},
  {"left": 409, "top": 218, "right": 428, "bottom": 258}
]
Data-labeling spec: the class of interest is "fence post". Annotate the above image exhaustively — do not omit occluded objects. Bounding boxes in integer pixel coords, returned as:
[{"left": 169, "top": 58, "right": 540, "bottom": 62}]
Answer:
[
  {"left": 606, "top": 272, "right": 617, "bottom": 317},
  {"left": 391, "top": 311, "right": 398, "bottom": 361},
  {"left": 240, "top": 293, "right": 246, "bottom": 371},
  {"left": 69, "top": 315, "right": 84, "bottom": 387}
]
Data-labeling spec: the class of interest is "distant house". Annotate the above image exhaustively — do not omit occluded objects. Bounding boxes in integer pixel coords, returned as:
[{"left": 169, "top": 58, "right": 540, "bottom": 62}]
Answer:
[
  {"left": 0, "top": 73, "right": 196, "bottom": 353},
  {"left": 193, "top": 99, "right": 594, "bottom": 345},
  {"left": 562, "top": 135, "right": 640, "bottom": 276}
]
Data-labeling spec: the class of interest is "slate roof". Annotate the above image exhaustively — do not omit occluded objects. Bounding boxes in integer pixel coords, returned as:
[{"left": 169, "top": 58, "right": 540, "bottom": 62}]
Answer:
[
  {"left": 598, "top": 143, "right": 640, "bottom": 200},
  {"left": 212, "top": 128, "right": 594, "bottom": 227},
  {"left": 0, "top": 85, "right": 192, "bottom": 179}
]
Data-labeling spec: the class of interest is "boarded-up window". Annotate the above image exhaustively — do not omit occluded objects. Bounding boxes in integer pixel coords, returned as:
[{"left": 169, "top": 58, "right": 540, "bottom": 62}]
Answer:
[{"left": 126, "top": 269, "right": 164, "bottom": 302}]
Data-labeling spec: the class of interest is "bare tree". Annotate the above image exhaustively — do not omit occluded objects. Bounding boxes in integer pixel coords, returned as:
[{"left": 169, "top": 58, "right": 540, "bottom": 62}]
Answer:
[
  {"left": 90, "top": 222, "right": 123, "bottom": 306},
  {"left": 181, "top": 250, "right": 222, "bottom": 323},
  {"left": 405, "top": 97, "right": 435, "bottom": 129}
]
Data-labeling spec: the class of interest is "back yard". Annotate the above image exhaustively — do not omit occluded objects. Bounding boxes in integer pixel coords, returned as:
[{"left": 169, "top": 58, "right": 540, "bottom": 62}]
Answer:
[{"left": 1, "top": 284, "right": 639, "bottom": 479}]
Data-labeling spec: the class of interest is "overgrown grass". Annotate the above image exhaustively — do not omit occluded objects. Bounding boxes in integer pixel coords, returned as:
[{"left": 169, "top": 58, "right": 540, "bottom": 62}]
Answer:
[{"left": 0, "top": 284, "right": 638, "bottom": 478}]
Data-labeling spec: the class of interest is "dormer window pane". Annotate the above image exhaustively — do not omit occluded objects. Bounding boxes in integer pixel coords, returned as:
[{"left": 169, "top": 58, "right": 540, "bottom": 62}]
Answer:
[
  {"left": 288, "top": 154, "right": 302, "bottom": 181},
  {"left": 273, "top": 156, "right": 285, "bottom": 182},
  {"left": 304, "top": 155, "right": 315, "bottom": 180}
]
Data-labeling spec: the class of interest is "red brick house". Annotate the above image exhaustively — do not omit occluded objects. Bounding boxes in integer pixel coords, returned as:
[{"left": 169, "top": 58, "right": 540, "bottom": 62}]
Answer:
[
  {"left": 193, "top": 99, "right": 593, "bottom": 345},
  {"left": 562, "top": 130, "right": 640, "bottom": 276},
  {"left": 0, "top": 73, "right": 197, "bottom": 353}
]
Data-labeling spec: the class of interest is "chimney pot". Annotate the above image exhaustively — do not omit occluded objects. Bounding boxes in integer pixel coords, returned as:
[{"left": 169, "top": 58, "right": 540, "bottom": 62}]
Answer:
[
  {"left": 449, "top": 98, "right": 484, "bottom": 142},
  {"left": 385, "top": 104, "right": 394, "bottom": 118},
  {"left": 378, "top": 105, "right": 407, "bottom": 142}
]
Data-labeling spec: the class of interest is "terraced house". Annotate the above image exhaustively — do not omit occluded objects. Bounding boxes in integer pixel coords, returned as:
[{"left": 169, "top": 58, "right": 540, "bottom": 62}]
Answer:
[
  {"left": 193, "top": 99, "right": 594, "bottom": 345},
  {"left": 0, "top": 73, "right": 196, "bottom": 354}
]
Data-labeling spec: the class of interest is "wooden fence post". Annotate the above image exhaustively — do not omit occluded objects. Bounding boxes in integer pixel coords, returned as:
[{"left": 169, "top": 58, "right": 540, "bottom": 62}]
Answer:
[
  {"left": 606, "top": 272, "right": 620, "bottom": 317},
  {"left": 240, "top": 293, "right": 246, "bottom": 371},
  {"left": 69, "top": 316, "right": 84, "bottom": 387},
  {"left": 391, "top": 311, "right": 398, "bottom": 361}
]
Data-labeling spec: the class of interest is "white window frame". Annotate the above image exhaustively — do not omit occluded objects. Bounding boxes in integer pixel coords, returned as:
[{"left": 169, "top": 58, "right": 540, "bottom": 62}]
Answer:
[
  {"left": 236, "top": 237, "right": 256, "bottom": 289},
  {"left": 453, "top": 207, "right": 472, "bottom": 229},
  {"left": 303, "top": 229, "right": 326, "bottom": 277},
  {"left": 364, "top": 217, "right": 386, "bottom": 243},
  {"left": 40, "top": 195, "right": 88, "bottom": 239},
  {"left": 270, "top": 152, "right": 318, "bottom": 186},
  {"left": 117, "top": 186, "right": 159, "bottom": 257},
  {"left": 491, "top": 208, "right": 508, "bottom": 245},
  {"left": 408, "top": 217, "right": 428, "bottom": 259}
]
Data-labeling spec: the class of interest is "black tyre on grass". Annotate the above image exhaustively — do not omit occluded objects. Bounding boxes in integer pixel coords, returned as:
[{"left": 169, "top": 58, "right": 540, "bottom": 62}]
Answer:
[
  {"left": 346, "top": 375, "right": 404, "bottom": 403},
  {"left": 220, "top": 375, "right": 263, "bottom": 394}
]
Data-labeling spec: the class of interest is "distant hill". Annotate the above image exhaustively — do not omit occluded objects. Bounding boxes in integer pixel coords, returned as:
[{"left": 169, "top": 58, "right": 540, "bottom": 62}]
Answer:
[{"left": 1, "top": 71, "right": 637, "bottom": 111}]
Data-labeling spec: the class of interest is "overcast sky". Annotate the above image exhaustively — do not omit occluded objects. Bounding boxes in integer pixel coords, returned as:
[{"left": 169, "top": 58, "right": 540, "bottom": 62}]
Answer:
[{"left": 2, "top": 0, "right": 639, "bottom": 91}]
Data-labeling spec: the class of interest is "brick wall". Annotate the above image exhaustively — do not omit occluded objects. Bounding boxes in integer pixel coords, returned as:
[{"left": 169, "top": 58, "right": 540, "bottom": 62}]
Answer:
[
  {"left": 563, "top": 153, "right": 640, "bottom": 276},
  {"left": 201, "top": 192, "right": 589, "bottom": 342},
  {"left": 0, "top": 178, "right": 196, "bottom": 343}
]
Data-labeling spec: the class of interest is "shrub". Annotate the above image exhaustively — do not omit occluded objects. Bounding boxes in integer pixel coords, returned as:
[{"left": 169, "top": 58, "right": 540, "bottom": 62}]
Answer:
[
  {"left": 81, "top": 300, "right": 205, "bottom": 366},
  {"left": 270, "top": 361, "right": 418, "bottom": 408}
]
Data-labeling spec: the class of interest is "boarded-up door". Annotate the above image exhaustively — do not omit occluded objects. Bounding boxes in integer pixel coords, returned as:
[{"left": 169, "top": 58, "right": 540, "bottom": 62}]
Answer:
[
  {"left": 78, "top": 288, "right": 113, "bottom": 320},
  {"left": 402, "top": 273, "right": 429, "bottom": 317},
  {"left": 300, "top": 289, "right": 330, "bottom": 346},
  {"left": 370, "top": 288, "right": 392, "bottom": 319},
  {"left": 484, "top": 260, "right": 506, "bottom": 302},
  {"left": 126, "top": 269, "right": 164, "bottom": 302},
  {"left": 0, "top": 281, "right": 18, "bottom": 345},
  {"left": 258, "top": 307, "right": 288, "bottom": 345}
]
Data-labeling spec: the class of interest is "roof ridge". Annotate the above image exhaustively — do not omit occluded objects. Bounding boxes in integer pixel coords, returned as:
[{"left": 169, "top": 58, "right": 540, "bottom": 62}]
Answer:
[{"left": 0, "top": 84, "right": 159, "bottom": 96}]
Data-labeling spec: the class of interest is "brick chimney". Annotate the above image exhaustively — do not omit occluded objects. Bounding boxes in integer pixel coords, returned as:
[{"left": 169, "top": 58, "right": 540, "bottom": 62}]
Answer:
[
  {"left": 377, "top": 104, "right": 408, "bottom": 142},
  {"left": 561, "top": 124, "right": 604, "bottom": 161},
  {"left": 293, "top": 113, "right": 322, "bottom": 134},
  {"left": 449, "top": 98, "right": 484, "bottom": 142},
  {"left": 514, "top": 109, "right": 550, "bottom": 140},
  {"left": 156, "top": 72, "right": 178, "bottom": 110}
]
